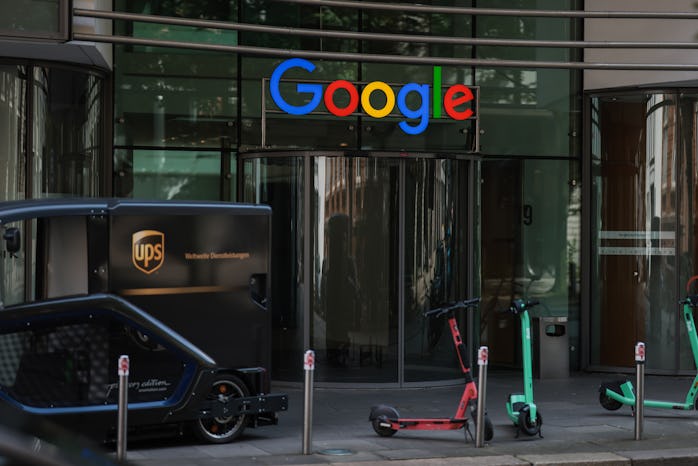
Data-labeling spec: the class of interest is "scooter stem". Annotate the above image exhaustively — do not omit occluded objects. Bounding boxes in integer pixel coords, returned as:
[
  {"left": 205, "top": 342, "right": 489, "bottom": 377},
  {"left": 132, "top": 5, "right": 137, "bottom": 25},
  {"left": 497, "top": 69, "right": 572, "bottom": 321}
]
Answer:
[
  {"left": 684, "top": 302, "right": 698, "bottom": 370},
  {"left": 521, "top": 310, "right": 534, "bottom": 403}
]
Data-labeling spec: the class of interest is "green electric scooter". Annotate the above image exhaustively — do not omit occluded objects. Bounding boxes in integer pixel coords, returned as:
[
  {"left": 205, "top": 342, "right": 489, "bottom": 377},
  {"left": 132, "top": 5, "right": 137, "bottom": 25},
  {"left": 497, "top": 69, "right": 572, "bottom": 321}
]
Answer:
[
  {"left": 504, "top": 298, "right": 543, "bottom": 438},
  {"left": 599, "top": 293, "right": 698, "bottom": 412}
]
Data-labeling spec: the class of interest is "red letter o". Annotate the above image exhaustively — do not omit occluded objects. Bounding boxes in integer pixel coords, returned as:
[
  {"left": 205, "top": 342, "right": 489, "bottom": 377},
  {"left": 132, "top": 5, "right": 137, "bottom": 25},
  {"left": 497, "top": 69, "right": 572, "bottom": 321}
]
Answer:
[{"left": 324, "top": 80, "right": 359, "bottom": 117}]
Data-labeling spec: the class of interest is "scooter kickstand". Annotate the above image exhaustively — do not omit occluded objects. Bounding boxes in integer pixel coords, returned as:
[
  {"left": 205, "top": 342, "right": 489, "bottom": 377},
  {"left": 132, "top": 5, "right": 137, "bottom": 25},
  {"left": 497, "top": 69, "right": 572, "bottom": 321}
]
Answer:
[{"left": 464, "top": 420, "right": 475, "bottom": 442}]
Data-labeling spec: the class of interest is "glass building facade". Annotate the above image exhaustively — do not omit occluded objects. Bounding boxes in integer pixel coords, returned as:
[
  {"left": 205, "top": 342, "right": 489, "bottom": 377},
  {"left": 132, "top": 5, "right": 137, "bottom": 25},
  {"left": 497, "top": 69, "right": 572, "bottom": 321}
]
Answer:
[
  {"left": 7, "top": 1, "right": 696, "bottom": 386},
  {"left": 108, "top": 0, "right": 582, "bottom": 385}
]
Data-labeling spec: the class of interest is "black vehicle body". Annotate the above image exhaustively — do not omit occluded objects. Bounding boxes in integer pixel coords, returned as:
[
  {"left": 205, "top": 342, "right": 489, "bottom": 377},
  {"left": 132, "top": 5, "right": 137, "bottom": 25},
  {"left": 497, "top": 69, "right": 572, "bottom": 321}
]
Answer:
[{"left": 0, "top": 199, "right": 287, "bottom": 443}]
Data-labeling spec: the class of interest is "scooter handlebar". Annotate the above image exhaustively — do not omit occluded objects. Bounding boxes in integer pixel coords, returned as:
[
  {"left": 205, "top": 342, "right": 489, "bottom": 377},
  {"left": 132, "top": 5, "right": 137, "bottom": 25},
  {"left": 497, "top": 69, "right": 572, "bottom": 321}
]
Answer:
[
  {"left": 424, "top": 297, "right": 481, "bottom": 318},
  {"left": 506, "top": 298, "right": 540, "bottom": 315},
  {"left": 680, "top": 295, "right": 698, "bottom": 307}
]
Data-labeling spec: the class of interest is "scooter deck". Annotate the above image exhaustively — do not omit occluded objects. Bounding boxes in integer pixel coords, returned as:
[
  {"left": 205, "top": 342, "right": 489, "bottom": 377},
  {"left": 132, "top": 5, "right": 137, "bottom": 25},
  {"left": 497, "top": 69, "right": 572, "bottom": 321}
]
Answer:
[{"left": 387, "top": 418, "right": 467, "bottom": 429}]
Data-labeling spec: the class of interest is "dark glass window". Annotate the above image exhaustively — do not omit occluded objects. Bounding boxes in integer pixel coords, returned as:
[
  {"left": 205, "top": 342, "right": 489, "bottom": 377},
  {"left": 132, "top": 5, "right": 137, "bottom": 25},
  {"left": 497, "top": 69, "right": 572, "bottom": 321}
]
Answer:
[
  {"left": 114, "top": 0, "right": 238, "bottom": 151},
  {"left": 33, "top": 68, "right": 102, "bottom": 197},
  {"left": 0, "top": 0, "right": 66, "bottom": 41}
]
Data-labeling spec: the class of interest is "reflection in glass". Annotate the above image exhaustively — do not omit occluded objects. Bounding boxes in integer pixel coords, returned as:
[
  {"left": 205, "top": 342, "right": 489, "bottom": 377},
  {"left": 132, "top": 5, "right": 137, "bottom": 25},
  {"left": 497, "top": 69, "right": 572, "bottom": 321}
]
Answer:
[
  {"left": 476, "top": 0, "right": 581, "bottom": 157},
  {"left": 481, "top": 159, "right": 579, "bottom": 370},
  {"left": 114, "top": 0, "right": 237, "bottom": 150},
  {"left": 312, "top": 156, "right": 399, "bottom": 383},
  {"left": 0, "top": 220, "right": 25, "bottom": 308},
  {"left": 32, "top": 68, "right": 102, "bottom": 197},
  {"left": 404, "top": 158, "right": 470, "bottom": 382},
  {"left": 114, "top": 149, "right": 222, "bottom": 200},
  {"left": 0, "top": 0, "right": 61, "bottom": 38},
  {"left": 678, "top": 93, "right": 698, "bottom": 370},
  {"left": 0, "top": 65, "right": 26, "bottom": 202},
  {"left": 590, "top": 93, "right": 678, "bottom": 370},
  {"left": 242, "top": 157, "right": 304, "bottom": 381}
]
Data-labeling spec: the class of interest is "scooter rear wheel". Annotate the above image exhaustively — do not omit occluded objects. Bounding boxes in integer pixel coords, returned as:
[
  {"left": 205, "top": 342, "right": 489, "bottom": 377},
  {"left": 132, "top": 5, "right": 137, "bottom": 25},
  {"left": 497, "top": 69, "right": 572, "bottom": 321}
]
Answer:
[
  {"left": 471, "top": 409, "right": 494, "bottom": 441},
  {"left": 369, "top": 405, "right": 399, "bottom": 437},
  {"left": 480, "top": 415, "right": 495, "bottom": 441},
  {"left": 372, "top": 417, "right": 398, "bottom": 437}
]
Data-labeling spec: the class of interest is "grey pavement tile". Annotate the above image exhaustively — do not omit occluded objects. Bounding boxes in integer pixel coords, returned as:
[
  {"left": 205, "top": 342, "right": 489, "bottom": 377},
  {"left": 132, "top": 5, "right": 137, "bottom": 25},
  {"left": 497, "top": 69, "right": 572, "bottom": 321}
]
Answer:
[
  {"left": 517, "top": 452, "right": 630, "bottom": 465},
  {"left": 375, "top": 448, "right": 447, "bottom": 460}
]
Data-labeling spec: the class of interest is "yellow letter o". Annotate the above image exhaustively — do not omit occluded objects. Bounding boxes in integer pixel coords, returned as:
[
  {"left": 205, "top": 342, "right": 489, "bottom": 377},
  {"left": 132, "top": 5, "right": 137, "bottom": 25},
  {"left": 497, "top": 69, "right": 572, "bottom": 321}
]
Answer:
[{"left": 361, "top": 81, "right": 395, "bottom": 118}]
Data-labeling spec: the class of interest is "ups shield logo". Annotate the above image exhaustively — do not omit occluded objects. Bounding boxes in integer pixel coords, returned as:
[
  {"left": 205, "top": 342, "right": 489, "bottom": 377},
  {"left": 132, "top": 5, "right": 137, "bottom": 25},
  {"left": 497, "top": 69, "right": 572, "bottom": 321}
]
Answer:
[{"left": 132, "top": 230, "right": 165, "bottom": 274}]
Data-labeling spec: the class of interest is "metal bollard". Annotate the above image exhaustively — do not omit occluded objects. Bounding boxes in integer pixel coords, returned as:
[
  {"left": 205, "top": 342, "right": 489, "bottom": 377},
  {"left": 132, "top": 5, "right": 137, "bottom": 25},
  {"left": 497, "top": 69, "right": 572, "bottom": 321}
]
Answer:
[
  {"left": 117, "top": 355, "right": 129, "bottom": 462},
  {"left": 634, "top": 342, "right": 645, "bottom": 441},
  {"left": 476, "top": 346, "right": 488, "bottom": 448},
  {"left": 302, "top": 350, "right": 315, "bottom": 455}
]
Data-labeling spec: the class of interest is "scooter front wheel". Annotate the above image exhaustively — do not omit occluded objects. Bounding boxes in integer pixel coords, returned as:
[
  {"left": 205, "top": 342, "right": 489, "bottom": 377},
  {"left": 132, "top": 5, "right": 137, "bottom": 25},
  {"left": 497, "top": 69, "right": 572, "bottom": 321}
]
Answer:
[
  {"left": 599, "top": 391, "right": 623, "bottom": 411},
  {"left": 369, "top": 405, "right": 399, "bottom": 437},
  {"left": 518, "top": 407, "right": 542, "bottom": 437},
  {"left": 598, "top": 380, "right": 626, "bottom": 411}
]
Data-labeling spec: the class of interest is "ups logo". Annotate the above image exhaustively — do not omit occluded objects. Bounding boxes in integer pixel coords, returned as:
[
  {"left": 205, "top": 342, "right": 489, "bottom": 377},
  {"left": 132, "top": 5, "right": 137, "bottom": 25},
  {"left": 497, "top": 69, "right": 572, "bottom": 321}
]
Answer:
[{"left": 132, "top": 230, "right": 164, "bottom": 274}]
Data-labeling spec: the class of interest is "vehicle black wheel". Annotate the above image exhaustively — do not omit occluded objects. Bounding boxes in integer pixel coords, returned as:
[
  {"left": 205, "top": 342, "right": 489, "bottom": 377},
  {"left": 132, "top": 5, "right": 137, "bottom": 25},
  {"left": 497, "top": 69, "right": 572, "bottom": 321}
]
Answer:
[
  {"left": 483, "top": 415, "right": 494, "bottom": 441},
  {"left": 193, "top": 375, "right": 249, "bottom": 444},
  {"left": 470, "top": 408, "right": 494, "bottom": 441},
  {"left": 518, "top": 406, "right": 542, "bottom": 437},
  {"left": 599, "top": 391, "right": 623, "bottom": 411}
]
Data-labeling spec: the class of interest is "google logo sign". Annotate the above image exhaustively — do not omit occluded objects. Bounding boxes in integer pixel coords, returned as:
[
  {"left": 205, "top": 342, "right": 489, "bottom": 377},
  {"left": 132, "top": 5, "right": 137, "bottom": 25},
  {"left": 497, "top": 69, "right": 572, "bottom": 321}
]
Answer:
[{"left": 269, "top": 58, "right": 475, "bottom": 135}]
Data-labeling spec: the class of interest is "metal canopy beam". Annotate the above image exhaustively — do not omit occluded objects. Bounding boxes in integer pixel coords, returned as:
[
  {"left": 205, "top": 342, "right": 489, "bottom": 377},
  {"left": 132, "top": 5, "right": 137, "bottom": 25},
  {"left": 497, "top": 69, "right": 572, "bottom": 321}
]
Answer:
[
  {"left": 72, "top": 32, "right": 698, "bottom": 71},
  {"left": 274, "top": 0, "right": 698, "bottom": 19},
  {"left": 73, "top": 9, "right": 698, "bottom": 50},
  {"left": 73, "top": 6, "right": 698, "bottom": 71}
]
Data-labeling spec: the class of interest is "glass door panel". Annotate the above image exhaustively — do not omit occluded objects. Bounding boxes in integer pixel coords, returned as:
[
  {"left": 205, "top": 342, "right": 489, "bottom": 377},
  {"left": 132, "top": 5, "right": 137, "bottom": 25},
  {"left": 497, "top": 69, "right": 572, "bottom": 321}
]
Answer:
[
  {"left": 590, "top": 94, "right": 678, "bottom": 370},
  {"left": 311, "top": 156, "right": 399, "bottom": 383},
  {"left": 242, "top": 152, "right": 474, "bottom": 384},
  {"left": 403, "top": 158, "right": 471, "bottom": 382},
  {"left": 242, "top": 157, "right": 304, "bottom": 381},
  {"left": 0, "top": 65, "right": 27, "bottom": 307},
  {"left": 677, "top": 93, "right": 698, "bottom": 371},
  {"left": 32, "top": 68, "right": 101, "bottom": 198}
]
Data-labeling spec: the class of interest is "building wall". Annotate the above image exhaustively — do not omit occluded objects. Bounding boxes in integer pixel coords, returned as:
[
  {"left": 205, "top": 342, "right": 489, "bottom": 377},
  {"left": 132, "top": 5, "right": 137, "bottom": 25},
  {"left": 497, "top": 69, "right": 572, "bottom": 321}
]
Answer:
[
  {"left": 585, "top": 0, "right": 698, "bottom": 90},
  {"left": 72, "top": 0, "right": 113, "bottom": 69}
]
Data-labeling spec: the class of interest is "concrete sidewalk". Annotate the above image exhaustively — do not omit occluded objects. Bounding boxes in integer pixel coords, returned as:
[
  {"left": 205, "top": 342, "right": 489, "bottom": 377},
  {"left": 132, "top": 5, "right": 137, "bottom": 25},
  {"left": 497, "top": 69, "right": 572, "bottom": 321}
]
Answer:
[{"left": 127, "top": 371, "right": 698, "bottom": 465}]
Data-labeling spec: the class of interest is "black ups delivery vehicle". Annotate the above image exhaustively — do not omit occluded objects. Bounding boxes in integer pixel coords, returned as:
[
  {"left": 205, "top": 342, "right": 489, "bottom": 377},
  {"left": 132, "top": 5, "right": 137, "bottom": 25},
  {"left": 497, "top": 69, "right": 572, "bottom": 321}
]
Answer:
[{"left": 0, "top": 199, "right": 287, "bottom": 443}]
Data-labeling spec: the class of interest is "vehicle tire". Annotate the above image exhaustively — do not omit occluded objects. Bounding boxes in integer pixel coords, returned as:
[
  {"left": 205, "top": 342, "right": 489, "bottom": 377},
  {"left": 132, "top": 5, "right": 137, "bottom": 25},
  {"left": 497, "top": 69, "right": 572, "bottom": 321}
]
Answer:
[
  {"left": 193, "top": 375, "right": 249, "bottom": 444},
  {"left": 470, "top": 408, "right": 494, "bottom": 441},
  {"left": 599, "top": 391, "right": 623, "bottom": 411},
  {"left": 369, "top": 405, "right": 398, "bottom": 437},
  {"left": 518, "top": 406, "right": 542, "bottom": 437}
]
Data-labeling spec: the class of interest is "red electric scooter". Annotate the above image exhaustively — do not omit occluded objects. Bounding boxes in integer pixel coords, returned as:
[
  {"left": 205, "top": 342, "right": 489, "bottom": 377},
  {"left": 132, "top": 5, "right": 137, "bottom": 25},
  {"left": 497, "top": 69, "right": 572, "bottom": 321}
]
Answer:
[{"left": 369, "top": 298, "right": 494, "bottom": 442}]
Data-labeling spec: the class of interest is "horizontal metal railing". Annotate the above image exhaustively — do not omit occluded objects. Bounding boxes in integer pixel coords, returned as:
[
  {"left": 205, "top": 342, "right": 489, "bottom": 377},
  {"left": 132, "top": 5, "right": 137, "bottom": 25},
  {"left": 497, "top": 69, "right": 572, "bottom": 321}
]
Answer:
[
  {"left": 74, "top": 8, "right": 698, "bottom": 50},
  {"left": 275, "top": 0, "right": 698, "bottom": 19},
  {"left": 73, "top": 7, "right": 698, "bottom": 70}
]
